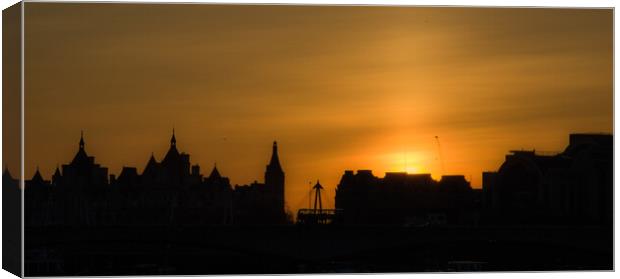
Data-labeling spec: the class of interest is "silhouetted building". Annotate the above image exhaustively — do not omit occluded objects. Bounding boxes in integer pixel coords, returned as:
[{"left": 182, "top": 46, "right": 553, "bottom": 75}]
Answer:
[
  {"left": 22, "top": 131, "right": 289, "bottom": 228},
  {"left": 482, "top": 133, "right": 613, "bottom": 226},
  {"left": 61, "top": 132, "right": 109, "bottom": 189},
  {"left": 19, "top": 132, "right": 613, "bottom": 229},
  {"left": 16, "top": 132, "right": 613, "bottom": 276},
  {"left": 2, "top": 168, "right": 21, "bottom": 276},
  {"left": 335, "top": 170, "right": 477, "bottom": 226},
  {"left": 263, "top": 141, "right": 286, "bottom": 223},
  {"left": 24, "top": 168, "right": 51, "bottom": 226},
  {"left": 38, "top": 133, "right": 111, "bottom": 226},
  {"left": 233, "top": 141, "right": 287, "bottom": 224}
]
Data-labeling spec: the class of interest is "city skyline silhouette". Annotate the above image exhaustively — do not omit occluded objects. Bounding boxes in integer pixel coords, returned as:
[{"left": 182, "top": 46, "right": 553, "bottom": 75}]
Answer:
[
  {"left": 10, "top": 129, "right": 613, "bottom": 221},
  {"left": 12, "top": 4, "right": 612, "bottom": 217},
  {"left": 10, "top": 130, "right": 613, "bottom": 275},
  {"left": 12, "top": 127, "right": 613, "bottom": 215},
  {"left": 2, "top": 3, "right": 613, "bottom": 276}
]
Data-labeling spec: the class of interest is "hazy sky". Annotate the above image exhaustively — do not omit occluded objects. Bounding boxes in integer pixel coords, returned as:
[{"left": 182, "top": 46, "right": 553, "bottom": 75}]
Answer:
[{"left": 20, "top": 3, "right": 612, "bottom": 212}]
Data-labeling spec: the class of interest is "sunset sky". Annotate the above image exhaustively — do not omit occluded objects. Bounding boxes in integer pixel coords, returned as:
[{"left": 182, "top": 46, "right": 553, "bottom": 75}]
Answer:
[{"left": 18, "top": 3, "right": 612, "bottom": 212}]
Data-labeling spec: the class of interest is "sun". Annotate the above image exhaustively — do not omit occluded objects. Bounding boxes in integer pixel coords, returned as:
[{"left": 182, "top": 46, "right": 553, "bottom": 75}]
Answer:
[
  {"left": 405, "top": 165, "right": 420, "bottom": 174},
  {"left": 381, "top": 150, "right": 430, "bottom": 175}
]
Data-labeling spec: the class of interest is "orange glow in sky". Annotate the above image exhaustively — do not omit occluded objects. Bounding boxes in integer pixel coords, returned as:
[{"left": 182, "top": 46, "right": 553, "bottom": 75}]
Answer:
[{"left": 13, "top": 4, "right": 613, "bottom": 214}]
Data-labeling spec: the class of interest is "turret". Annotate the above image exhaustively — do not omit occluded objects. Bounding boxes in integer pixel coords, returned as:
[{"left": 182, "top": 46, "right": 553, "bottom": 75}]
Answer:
[
  {"left": 266, "top": 141, "right": 283, "bottom": 174},
  {"left": 161, "top": 129, "right": 189, "bottom": 185},
  {"left": 264, "top": 141, "right": 285, "bottom": 222},
  {"left": 171, "top": 128, "right": 176, "bottom": 147},
  {"left": 70, "top": 131, "right": 90, "bottom": 166},
  {"left": 79, "top": 130, "right": 85, "bottom": 150}
]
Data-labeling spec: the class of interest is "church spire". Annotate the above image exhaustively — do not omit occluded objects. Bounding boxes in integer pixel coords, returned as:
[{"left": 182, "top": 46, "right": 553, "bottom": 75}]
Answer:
[
  {"left": 79, "top": 130, "right": 85, "bottom": 150},
  {"left": 171, "top": 128, "right": 176, "bottom": 147},
  {"left": 162, "top": 128, "right": 180, "bottom": 165},
  {"left": 71, "top": 131, "right": 90, "bottom": 165},
  {"left": 267, "top": 141, "right": 283, "bottom": 173}
]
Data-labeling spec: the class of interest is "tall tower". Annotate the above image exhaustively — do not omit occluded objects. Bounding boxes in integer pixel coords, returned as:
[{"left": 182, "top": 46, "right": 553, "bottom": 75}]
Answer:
[
  {"left": 265, "top": 141, "right": 285, "bottom": 221},
  {"left": 161, "top": 129, "right": 189, "bottom": 186}
]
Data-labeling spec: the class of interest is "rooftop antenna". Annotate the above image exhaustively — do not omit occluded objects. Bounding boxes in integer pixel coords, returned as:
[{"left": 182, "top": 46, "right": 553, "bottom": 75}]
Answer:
[{"left": 435, "top": 136, "right": 446, "bottom": 175}]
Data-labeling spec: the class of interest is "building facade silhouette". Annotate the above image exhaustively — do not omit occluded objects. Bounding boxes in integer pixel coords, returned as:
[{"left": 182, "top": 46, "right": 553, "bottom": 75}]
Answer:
[
  {"left": 7, "top": 132, "right": 612, "bottom": 276},
  {"left": 233, "top": 141, "right": 287, "bottom": 224},
  {"left": 334, "top": 170, "right": 479, "bottom": 225},
  {"left": 482, "top": 133, "right": 613, "bottom": 226},
  {"left": 11, "top": 132, "right": 612, "bottom": 228},
  {"left": 21, "top": 131, "right": 288, "bottom": 228}
]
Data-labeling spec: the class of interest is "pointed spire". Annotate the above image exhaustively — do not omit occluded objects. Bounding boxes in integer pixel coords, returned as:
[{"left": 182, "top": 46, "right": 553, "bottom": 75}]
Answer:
[
  {"left": 147, "top": 152, "right": 157, "bottom": 165},
  {"left": 209, "top": 163, "right": 221, "bottom": 179},
  {"left": 32, "top": 167, "right": 44, "bottom": 182},
  {"left": 71, "top": 130, "right": 90, "bottom": 165},
  {"left": 162, "top": 129, "right": 180, "bottom": 165},
  {"left": 171, "top": 128, "right": 176, "bottom": 146},
  {"left": 267, "top": 141, "right": 283, "bottom": 173},
  {"left": 79, "top": 130, "right": 85, "bottom": 149},
  {"left": 142, "top": 152, "right": 160, "bottom": 176},
  {"left": 53, "top": 165, "right": 61, "bottom": 177},
  {"left": 3, "top": 167, "right": 13, "bottom": 180}
]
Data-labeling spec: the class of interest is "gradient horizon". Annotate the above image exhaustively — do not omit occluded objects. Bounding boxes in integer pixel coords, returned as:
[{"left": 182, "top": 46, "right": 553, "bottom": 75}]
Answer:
[{"left": 13, "top": 4, "right": 612, "bottom": 213}]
